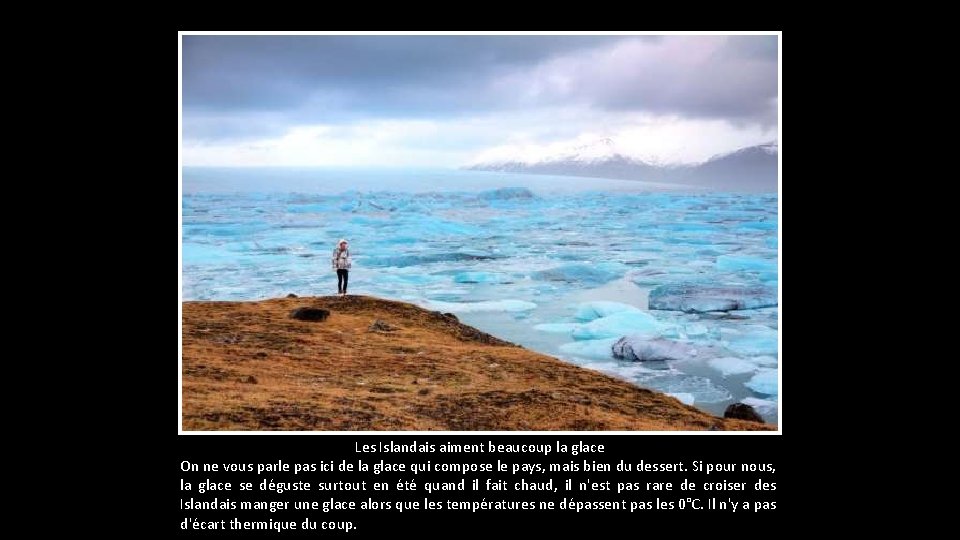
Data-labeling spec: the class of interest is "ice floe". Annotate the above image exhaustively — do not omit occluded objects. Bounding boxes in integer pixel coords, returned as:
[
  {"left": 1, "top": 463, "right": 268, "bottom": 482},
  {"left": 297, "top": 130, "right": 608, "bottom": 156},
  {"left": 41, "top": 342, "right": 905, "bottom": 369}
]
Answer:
[
  {"left": 745, "top": 369, "right": 778, "bottom": 396},
  {"left": 572, "top": 311, "right": 662, "bottom": 340},
  {"left": 648, "top": 283, "right": 777, "bottom": 313},
  {"left": 611, "top": 336, "right": 706, "bottom": 362},
  {"left": 573, "top": 301, "right": 643, "bottom": 322}
]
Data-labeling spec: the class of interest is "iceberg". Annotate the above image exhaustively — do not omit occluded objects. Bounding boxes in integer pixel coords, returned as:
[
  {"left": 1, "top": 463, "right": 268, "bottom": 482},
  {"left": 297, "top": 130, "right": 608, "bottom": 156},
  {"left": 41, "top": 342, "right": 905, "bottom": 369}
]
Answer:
[
  {"left": 572, "top": 311, "right": 661, "bottom": 340},
  {"left": 573, "top": 301, "right": 643, "bottom": 322},
  {"left": 611, "top": 336, "right": 705, "bottom": 362},
  {"left": 648, "top": 283, "right": 777, "bottom": 312},
  {"left": 532, "top": 263, "right": 623, "bottom": 285},
  {"left": 745, "top": 369, "right": 778, "bottom": 396},
  {"left": 751, "top": 355, "right": 778, "bottom": 367},
  {"left": 725, "top": 325, "right": 778, "bottom": 356},
  {"left": 182, "top": 180, "right": 779, "bottom": 413}
]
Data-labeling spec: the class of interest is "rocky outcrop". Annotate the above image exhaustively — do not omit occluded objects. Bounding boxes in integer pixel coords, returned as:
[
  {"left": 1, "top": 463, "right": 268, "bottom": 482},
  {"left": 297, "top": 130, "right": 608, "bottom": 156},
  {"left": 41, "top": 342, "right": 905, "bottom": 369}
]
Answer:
[
  {"left": 723, "top": 403, "right": 764, "bottom": 423},
  {"left": 289, "top": 307, "right": 330, "bottom": 321}
]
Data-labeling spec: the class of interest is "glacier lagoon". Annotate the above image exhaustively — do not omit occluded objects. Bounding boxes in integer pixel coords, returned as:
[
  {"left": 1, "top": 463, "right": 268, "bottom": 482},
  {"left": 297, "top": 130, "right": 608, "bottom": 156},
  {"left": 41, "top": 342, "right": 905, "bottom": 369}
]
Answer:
[{"left": 182, "top": 168, "right": 779, "bottom": 422}]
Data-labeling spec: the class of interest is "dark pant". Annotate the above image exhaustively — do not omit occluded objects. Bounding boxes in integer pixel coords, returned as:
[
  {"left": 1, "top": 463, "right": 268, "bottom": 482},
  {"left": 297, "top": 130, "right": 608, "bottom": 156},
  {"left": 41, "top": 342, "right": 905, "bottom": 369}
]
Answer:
[{"left": 337, "top": 269, "right": 349, "bottom": 294}]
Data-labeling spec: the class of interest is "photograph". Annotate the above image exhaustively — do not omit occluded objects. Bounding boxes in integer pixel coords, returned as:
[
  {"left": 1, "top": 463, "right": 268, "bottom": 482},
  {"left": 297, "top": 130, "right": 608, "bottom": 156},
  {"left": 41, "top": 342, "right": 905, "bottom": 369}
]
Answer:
[{"left": 180, "top": 33, "right": 780, "bottom": 432}]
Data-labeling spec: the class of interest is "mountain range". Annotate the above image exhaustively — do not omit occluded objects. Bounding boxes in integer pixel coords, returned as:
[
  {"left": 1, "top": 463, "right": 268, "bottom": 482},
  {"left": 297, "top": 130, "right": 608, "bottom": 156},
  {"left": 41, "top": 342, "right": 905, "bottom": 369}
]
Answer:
[{"left": 465, "top": 139, "right": 778, "bottom": 192}]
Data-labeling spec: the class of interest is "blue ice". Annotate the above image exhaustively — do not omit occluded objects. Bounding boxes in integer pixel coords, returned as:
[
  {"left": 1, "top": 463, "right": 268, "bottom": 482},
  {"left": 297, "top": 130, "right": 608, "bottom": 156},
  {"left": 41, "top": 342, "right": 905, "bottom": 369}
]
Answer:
[
  {"left": 738, "top": 221, "right": 777, "bottom": 231},
  {"left": 374, "top": 273, "right": 446, "bottom": 285},
  {"left": 716, "top": 255, "right": 777, "bottom": 274},
  {"left": 533, "top": 263, "right": 624, "bottom": 285},
  {"left": 182, "top": 173, "right": 779, "bottom": 418},
  {"left": 724, "top": 325, "right": 778, "bottom": 356},
  {"left": 683, "top": 323, "right": 710, "bottom": 337},
  {"left": 745, "top": 369, "right": 778, "bottom": 396},
  {"left": 751, "top": 355, "right": 778, "bottom": 367},
  {"left": 182, "top": 243, "right": 236, "bottom": 264},
  {"left": 361, "top": 252, "right": 500, "bottom": 268},
  {"left": 454, "top": 272, "right": 512, "bottom": 284},
  {"left": 572, "top": 310, "right": 661, "bottom": 340},
  {"left": 648, "top": 283, "right": 778, "bottom": 312},
  {"left": 287, "top": 203, "right": 335, "bottom": 214},
  {"left": 573, "top": 301, "right": 643, "bottom": 322}
]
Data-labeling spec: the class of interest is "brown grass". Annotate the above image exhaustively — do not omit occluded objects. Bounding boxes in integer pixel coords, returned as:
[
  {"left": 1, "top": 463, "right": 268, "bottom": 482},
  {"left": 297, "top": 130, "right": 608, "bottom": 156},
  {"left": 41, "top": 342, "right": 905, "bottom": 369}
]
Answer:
[{"left": 181, "top": 295, "right": 772, "bottom": 431}]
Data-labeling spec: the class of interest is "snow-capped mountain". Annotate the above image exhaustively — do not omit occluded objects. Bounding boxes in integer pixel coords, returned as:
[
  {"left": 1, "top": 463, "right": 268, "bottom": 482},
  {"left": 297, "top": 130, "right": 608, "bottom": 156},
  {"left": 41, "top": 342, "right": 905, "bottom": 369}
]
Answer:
[
  {"left": 467, "top": 140, "right": 778, "bottom": 192},
  {"left": 545, "top": 137, "right": 644, "bottom": 164}
]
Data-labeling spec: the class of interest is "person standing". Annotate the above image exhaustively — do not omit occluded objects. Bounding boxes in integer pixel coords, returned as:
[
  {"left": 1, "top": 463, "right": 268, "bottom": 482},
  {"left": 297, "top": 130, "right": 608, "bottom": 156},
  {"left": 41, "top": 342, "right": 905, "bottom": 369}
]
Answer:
[{"left": 332, "top": 239, "right": 352, "bottom": 296}]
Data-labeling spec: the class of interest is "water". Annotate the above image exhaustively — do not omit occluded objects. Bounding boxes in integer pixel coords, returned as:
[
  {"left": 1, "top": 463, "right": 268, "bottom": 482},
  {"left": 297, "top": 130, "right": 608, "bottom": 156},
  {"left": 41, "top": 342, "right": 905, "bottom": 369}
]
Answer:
[{"left": 181, "top": 167, "right": 779, "bottom": 422}]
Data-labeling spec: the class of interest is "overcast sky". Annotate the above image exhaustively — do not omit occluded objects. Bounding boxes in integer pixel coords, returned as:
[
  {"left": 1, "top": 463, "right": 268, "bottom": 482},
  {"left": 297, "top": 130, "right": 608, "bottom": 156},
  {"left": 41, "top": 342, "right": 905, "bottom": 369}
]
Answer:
[{"left": 181, "top": 35, "right": 778, "bottom": 167}]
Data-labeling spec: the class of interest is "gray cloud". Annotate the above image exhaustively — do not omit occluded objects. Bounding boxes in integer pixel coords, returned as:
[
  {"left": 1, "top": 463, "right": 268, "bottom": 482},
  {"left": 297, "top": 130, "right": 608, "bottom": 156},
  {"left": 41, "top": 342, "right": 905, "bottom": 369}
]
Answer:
[
  {"left": 183, "top": 36, "right": 616, "bottom": 113},
  {"left": 182, "top": 35, "right": 777, "bottom": 140},
  {"left": 495, "top": 36, "right": 778, "bottom": 125}
]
